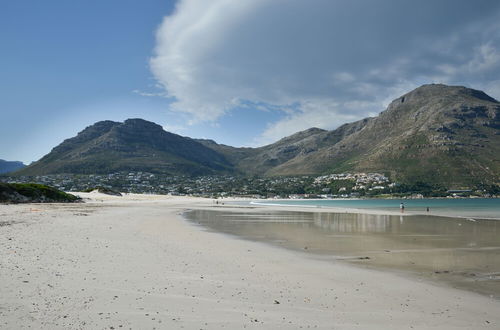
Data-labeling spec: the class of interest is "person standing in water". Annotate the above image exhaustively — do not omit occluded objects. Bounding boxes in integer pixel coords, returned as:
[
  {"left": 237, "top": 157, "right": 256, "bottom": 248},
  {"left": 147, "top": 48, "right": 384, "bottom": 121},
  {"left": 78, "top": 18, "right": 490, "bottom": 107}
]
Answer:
[{"left": 400, "top": 202, "right": 405, "bottom": 213}]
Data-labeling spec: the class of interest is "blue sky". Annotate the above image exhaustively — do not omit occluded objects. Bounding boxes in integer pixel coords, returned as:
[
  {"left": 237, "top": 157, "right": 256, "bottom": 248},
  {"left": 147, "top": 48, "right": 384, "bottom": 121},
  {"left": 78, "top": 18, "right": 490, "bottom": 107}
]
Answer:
[{"left": 1, "top": 0, "right": 500, "bottom": 164}]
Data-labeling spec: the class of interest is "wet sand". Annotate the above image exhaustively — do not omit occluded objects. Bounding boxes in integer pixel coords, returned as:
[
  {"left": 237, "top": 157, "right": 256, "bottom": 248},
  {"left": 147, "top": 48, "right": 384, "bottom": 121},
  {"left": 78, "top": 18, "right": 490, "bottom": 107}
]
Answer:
[
  {"left": 1, "top": 193, "right": 500, "bottom": 329},
  {"left": 186, "top": 209, "right": 500, "bottom": 298}
]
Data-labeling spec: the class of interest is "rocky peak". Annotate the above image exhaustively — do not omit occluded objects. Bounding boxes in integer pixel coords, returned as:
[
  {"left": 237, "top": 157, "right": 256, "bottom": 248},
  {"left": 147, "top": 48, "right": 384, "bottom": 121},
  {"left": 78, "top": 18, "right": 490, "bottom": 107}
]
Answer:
[
  {"left": 376, "top": 84, "right": 499, "bottom": 131},
  {"left": 387, "top": 84, "right": 497, "bottom": 110},
  {"left": 122, "top": 118, "right": 165, "bottom": 132}
]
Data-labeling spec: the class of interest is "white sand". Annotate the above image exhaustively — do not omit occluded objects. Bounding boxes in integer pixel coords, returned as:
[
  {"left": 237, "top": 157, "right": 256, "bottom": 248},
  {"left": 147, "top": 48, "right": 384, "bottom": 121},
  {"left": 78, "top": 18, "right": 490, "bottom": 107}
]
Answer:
[{"left": 1, "top": 194, "right": 499, "bottom": 329}]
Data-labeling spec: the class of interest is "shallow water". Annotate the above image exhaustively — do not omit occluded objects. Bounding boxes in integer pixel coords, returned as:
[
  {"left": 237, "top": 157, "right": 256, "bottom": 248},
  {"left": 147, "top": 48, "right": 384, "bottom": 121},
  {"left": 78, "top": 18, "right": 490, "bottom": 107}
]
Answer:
[
  {"left": 185, "top": 210, "right": 500, "bottom": 298},
  {"left": 250, "top": 198, "right": 500, "bottom": 219}
]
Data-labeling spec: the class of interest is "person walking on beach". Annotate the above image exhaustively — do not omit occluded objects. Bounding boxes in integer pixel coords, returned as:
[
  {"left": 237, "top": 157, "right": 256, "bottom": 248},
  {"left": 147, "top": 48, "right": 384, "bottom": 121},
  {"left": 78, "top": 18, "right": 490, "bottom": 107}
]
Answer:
[{"left": 400, "top": 202, "right": 405, "bottom": 213}]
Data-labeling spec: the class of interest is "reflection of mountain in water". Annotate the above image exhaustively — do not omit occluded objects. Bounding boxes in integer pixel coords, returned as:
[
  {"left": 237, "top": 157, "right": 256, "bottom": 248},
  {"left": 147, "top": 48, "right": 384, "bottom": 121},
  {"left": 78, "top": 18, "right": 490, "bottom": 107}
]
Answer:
[{"left": 312, "top": 212, "right": 391, "bottom": 233}]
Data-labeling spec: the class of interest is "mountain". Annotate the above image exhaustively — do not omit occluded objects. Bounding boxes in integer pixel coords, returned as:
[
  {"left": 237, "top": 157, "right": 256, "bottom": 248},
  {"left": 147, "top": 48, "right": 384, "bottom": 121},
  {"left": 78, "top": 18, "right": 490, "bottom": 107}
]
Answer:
[
  {"left": 0, "top": 159, "right": 26, "bottom": 174},
  {"left": 198, "top": 120, "right": 373, "bottom": 176},
  {"left": 197, "top": 127, "right": 331, "bottom": 174},
  {"left": 201, "top": 84, "right": 499, "bottom": 186},
  {"left": 11, "top": 84, "right": 500, "bottom": 187},
  {"left": 15, "top": 119, "right": 233, "bottom": 176}
]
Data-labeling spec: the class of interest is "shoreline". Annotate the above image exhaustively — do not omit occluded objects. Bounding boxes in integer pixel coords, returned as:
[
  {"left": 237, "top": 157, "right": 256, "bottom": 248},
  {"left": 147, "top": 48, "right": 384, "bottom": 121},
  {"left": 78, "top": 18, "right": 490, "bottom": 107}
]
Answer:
[
  {"left": 1, "top": 193, "right": 499, "bottom": 329},
  {"left": 245, "top": 198, "right": 500, "bottom": 220},
  {"left": 184, "top": 205, "right": 500, "bottom": 299}
]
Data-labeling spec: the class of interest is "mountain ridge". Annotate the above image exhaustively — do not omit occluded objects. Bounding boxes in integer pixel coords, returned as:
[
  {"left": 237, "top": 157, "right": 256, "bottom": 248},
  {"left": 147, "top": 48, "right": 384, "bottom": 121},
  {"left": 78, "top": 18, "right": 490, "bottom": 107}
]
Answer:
[
  {"left": 15, "top": 118, "right": 234, "bottom": 176},
  {"left": 11, "top": 84, "right": 500, "bottom": 187},
  {"left": 259, "top": 84, "right": 499, "bottom": 185},
  {"left": 0, "top": 159, "right": 26, "bottom": 174}
]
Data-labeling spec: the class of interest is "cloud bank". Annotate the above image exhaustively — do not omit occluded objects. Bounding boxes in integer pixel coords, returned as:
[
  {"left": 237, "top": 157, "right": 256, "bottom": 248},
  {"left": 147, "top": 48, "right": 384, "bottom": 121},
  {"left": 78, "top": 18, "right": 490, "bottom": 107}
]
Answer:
[{"left": 150, "top": 0, "right": 500, "bottom": 144}]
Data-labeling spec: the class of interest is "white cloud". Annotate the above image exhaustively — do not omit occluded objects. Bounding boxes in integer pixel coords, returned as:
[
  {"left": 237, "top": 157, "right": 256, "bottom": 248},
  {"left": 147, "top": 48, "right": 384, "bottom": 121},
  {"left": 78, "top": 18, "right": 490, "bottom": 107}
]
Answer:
[
  {"left": 162, "top": 124, "right": 187, "bottom": 135},
  {"left": 333, "top": 72, "right": 356, "bottom": 84},
  {"left": 150, "top": 0, "right": 270, "bottom": 121},
  {"left": 436, "top": 43, "right": 500, "bottom": 78},
  {"left": 150, "top": 0, "right": 500, "bottom": 144},
  {"left": 254, "top": 99, "right": 372, "bottom": 146},
  {"left": 132, "top": 89, "right": 168, "bottom": 97},
  {"left": 467, "top": 43, "right": 500, "bottom": 73}
]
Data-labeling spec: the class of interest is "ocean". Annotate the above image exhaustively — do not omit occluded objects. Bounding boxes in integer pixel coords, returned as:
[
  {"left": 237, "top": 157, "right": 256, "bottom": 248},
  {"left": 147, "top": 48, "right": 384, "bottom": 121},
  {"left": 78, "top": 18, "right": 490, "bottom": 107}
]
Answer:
[{"left": 249, "top": 198, "right": 500, "bottom": 219}]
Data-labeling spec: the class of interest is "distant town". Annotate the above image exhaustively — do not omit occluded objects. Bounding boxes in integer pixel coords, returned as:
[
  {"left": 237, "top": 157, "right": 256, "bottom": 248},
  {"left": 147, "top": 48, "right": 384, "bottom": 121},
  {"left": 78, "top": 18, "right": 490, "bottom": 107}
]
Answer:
[{"left": 2, "top": 172, "right": 497, "bottom": 199}]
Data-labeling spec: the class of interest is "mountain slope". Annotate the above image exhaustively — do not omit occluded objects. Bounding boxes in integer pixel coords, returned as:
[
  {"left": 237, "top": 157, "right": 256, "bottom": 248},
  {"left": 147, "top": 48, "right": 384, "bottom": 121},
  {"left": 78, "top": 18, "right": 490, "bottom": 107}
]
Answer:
[
  {"left": 15, "top": 119, "right": 233, "bottom": 176},
  {"left": 264, "top": 84, "right": 500, "bottom": 186},
  {"left": 11, "top": 84, "right": 500, "bottom": 186},
  {"left": 228, "top": 122, "right": 372, "bottom": 175},
  {"left": 0, "top": 159, "right": 26, "bottom": 174},
  {"left": 198, "top": 127, "right": 336, "bottom": 175}
]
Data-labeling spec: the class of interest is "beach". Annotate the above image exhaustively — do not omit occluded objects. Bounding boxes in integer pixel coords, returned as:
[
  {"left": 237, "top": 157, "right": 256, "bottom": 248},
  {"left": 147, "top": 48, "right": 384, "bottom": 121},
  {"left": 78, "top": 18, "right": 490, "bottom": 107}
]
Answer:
[{"left": 1, "top": 194, "right": 499, "bottom": 329}]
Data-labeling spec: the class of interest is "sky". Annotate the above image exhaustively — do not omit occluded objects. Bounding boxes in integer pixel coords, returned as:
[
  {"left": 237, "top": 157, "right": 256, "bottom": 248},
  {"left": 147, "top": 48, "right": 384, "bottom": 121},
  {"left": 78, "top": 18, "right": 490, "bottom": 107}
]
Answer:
[{"left": 1, "top": 0, "right": 500, "bottom": 164}]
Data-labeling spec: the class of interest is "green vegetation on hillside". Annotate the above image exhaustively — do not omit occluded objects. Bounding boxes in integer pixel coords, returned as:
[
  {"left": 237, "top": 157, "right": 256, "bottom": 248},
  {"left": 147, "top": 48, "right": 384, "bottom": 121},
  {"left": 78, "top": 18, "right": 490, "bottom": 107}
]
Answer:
[
  {"left": 3, "top": 172, "right": 497, "bottom": 199},
  {"left": 14, "top": 118, "right": 234, "bottom": 177},
  {"left": 0, "top": 183, "right": 79, "bottom": 203}
]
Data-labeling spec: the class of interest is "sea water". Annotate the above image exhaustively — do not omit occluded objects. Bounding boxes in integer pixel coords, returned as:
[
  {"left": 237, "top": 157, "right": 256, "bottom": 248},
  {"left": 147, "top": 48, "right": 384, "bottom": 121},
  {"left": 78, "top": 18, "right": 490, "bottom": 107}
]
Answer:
[{"left": 250, "top": 198, "right": 500, "bottom": 219}]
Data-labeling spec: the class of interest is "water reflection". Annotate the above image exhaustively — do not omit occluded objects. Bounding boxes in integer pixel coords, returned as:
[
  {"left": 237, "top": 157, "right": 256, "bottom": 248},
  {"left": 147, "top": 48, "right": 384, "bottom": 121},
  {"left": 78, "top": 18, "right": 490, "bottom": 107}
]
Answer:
[
  {"left": 312, "top": 212, "right": 391, "bottom": 233},
  {"left": 185, "top": 210, "right": 500, "bottom": 298}
]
